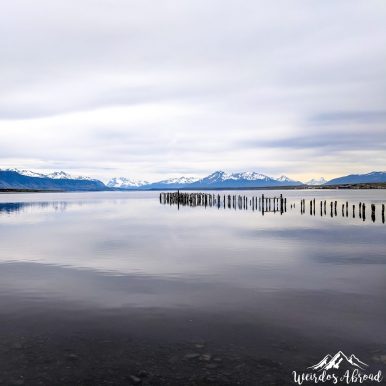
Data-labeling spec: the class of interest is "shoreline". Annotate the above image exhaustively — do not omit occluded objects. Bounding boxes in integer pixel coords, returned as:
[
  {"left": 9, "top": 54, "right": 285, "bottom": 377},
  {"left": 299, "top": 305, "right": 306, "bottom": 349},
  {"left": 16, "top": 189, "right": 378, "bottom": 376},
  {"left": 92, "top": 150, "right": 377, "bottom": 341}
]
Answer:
[{"left": 1, "top": 182, "right": 386, "bottom": 194}]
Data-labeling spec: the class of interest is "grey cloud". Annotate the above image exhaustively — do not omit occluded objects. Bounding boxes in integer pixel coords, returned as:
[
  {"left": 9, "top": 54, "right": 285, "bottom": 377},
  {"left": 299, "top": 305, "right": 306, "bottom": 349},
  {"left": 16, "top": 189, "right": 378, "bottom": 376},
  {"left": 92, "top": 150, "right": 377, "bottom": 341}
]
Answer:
[
  {"left": 309, "top": 111, "right": 386, "bottom": 125},
  {"left": 1, "top": 0, "right": 386, "bottom": 180}
]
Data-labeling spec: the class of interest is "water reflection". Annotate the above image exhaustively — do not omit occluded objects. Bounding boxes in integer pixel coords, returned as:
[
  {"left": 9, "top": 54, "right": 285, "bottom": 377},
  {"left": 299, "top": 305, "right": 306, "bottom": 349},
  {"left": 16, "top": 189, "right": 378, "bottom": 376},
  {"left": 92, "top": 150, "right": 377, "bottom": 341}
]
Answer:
[
  {"left": 0, "top": 191, "right": 385, "bottom": 385},
  {"left": 0, "top": 201, "right": 69, "bottom": 215}
]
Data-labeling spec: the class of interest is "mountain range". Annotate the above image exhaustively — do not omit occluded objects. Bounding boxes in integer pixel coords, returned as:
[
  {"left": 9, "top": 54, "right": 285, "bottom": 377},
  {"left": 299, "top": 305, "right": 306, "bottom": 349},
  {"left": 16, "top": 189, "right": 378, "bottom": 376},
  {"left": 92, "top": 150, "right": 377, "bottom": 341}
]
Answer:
[
  {"left": 1, "top": 168, "right": 386, "bottom": 191},
  {"left": 107, "top": 171, "right": 303, "bottom": 189},
  {"left": 0, "top": 169, "right": 105, "bottom": 191}
]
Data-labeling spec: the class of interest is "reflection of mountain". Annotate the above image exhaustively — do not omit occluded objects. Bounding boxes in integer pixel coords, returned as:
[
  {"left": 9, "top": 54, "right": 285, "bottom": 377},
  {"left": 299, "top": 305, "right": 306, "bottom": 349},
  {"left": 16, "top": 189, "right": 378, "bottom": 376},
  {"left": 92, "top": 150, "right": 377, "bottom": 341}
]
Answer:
[
  {"left": 309, "top": 351, "right": 368, "bottom": 371},
  {"left": 0, "top": 201, "right": 68, "bottom": 215}
]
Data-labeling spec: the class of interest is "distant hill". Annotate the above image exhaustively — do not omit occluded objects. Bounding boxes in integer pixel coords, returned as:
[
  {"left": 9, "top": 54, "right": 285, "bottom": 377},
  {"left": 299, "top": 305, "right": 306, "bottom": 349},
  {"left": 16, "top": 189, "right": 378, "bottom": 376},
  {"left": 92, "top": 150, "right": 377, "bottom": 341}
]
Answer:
[
  {"left": 326, "top": 171, "right": 386, "bottom": 185},
  {"left": 0, "top": 170, "right": 106, "bottom": 191}
]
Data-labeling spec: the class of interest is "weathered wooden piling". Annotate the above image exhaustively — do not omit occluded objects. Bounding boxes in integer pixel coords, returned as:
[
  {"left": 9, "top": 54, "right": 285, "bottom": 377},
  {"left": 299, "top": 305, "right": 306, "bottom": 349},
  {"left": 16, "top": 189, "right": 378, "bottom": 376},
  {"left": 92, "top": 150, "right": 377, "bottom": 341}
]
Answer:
[
  {"left": 159, "top": 192, "right": 383, "bottom": 224},
  {"left": 371, "top": 204, "right": 376, "bottom": 223}
]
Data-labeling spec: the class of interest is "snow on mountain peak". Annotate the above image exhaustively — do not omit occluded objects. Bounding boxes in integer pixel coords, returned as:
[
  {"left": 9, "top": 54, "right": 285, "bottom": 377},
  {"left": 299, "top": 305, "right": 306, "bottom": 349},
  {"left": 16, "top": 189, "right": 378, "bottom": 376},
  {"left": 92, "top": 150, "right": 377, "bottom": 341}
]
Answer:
[
  {"left": 107, "top": 177, "right": 149, "bottom": 188},
  {"left": 159, "top": 176, "right": 199, "bottom": 184},
  {"left": 306, "top": 177, "right": 326, "bottom": 185},
  {"left": 203, "top": 171, "right": 270, "bottom": 182},
  {"left": 46, "top": 171, "right": 96, "bottom": 180},
  {"left": 5, "top": 168, "right": 47, "bottom": 178},
  {"left": 3, "top": 168, "right": 97, "bottom": 181},
  {"left": 232, "top": 172, "right": 270, "bottom": 181},
  {"left": 275, "top": 175, "right": 293, "bottom": 182}
]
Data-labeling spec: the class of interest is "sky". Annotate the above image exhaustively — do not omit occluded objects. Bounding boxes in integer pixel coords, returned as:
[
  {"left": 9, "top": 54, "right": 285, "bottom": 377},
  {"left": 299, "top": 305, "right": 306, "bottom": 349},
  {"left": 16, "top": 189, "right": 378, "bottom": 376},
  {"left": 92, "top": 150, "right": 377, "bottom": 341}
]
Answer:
[{"left": 1, "top": 0, "right": 386, "bottom": 183}]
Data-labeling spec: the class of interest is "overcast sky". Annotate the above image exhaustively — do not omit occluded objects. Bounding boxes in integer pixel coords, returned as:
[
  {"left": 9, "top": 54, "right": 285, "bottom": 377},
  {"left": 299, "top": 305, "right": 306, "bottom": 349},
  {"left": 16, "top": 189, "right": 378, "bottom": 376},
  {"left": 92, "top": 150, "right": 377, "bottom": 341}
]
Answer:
[{"left": 1, "top": 0, "right": 386, "bottom": 182}]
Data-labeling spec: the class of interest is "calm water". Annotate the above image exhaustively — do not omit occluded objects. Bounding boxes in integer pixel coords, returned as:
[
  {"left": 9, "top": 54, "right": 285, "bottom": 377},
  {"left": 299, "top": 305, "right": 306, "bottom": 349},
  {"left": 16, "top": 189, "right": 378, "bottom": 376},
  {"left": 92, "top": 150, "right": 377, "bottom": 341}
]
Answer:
[{"left": 0, "top": 190, "right": 385, "bottom": 386}]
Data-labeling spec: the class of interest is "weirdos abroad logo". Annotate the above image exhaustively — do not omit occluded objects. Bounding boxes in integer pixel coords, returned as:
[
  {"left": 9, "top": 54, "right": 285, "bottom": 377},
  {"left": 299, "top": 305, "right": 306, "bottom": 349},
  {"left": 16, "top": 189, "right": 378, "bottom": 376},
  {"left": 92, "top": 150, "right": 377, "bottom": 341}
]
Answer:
[{"left": 292, "top": 351, "right": 383, "bottom": 385}]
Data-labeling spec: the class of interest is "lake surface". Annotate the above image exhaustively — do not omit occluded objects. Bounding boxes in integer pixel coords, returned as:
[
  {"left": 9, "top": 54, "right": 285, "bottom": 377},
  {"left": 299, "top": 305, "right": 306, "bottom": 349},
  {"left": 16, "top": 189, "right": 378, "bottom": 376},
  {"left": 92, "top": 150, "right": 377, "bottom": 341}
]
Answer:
[{"left": 0, "top": 190, "right": 385, "bottom": 386}]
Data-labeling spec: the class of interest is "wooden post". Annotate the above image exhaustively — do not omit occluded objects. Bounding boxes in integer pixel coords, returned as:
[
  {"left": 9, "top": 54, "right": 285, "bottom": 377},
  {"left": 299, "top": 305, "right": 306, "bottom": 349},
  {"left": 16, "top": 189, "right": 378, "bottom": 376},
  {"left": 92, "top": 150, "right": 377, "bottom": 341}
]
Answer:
[{"left": 371, "top": 204, "right": 376, "bottom": 223}]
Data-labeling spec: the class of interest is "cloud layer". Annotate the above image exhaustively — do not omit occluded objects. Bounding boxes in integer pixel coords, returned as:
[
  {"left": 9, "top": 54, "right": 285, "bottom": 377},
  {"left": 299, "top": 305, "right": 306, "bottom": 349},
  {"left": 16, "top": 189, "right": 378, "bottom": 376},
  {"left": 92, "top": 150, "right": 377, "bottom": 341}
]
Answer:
[{"left": 1, "top": 0, "right": 386, "bottom": 181}]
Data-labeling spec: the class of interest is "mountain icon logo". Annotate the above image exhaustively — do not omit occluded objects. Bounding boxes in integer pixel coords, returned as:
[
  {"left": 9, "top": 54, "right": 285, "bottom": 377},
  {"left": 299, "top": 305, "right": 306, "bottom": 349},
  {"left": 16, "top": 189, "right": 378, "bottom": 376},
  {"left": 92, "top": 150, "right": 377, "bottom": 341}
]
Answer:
[{"left": 308, "top": 351, "right": 369, "bottom": 371}]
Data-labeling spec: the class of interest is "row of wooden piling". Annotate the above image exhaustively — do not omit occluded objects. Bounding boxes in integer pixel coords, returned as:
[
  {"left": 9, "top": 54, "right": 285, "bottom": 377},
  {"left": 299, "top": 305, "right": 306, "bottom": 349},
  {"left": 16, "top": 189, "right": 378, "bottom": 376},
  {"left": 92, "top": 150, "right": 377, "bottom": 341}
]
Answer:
[
  {"left": 160, "top": 192, "right": 385, "bottom": 223},
  {"left": 298, "top": 199, "right": 385, "bottom": 223},
  {"left": 160, "top": 191, "right": 287, "bottom": 214}
]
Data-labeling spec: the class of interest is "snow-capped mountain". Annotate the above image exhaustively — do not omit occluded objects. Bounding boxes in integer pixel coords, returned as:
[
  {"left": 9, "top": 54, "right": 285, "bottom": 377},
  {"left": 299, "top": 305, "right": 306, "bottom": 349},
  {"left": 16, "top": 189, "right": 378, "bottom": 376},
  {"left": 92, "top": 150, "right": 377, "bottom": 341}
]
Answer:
[
  {"left": 308, "top": 351, "right": 368, "bottom": 371},
  {"left": 156, "top": 176, "right": 199, "bottom": 185},
  {"left": 5, "top": 168, "right": 47, "bottom": 178},
  {"left": 191, "top": 171, "right": 273, "bottom": 186},
  {"left": 0, "top": 169, "right": 105, "bottom": 191},
  {"left": 46, "top": 171, "right": 97, "bottom": 181},
  {"left": 107, "top": 177, "right": 149, "bottom": 189},
  {"left": 4, "top": 169, "right": 97, "bottom": 181},
  {"left": 143, "top": 176, "right": 199, "bottom": 189},
  {"left": 306, "top": 177, "right": 327, "bottom": 186},
  {"left": 107, "top": 171, "right": 304, "bottom": 190},
  {"left": 275, "top": 175, "right": 297, "bottom": 183},
  {"left": 189, "top": 171, "right": 303, "bottom": 188}
]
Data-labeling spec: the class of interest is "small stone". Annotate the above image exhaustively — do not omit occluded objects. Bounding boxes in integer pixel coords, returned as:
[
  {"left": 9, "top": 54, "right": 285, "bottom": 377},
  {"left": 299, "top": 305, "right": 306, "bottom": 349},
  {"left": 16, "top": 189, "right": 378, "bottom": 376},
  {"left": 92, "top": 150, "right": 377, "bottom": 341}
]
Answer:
[
  {"left": 194, "top": 344, "right": 205, "bottom": 349},
  {"left": 256, "top": 358, "right": 282, "bottom": 369},
  {"left": 206, "top": 363, "right": 218, "bottom": 369},
  {"left": 213, "top": 357, "right": 222, "bottom": 363},
  {"left": 168, "top": 355, "right": 179, "bottom": 364},
  {"left": 12, "top": 343, "right": 23, "bottom": 350},
  {"left": 11, "top": 380, "right": 24, "bottom": 386},
  {"left": 184, "top": 353, "right": 200, "bottom": 360},
  {"left": 129, "top": 375, "right": 141, "bottom": 384},
  {"left": 199, "top": 353, "right": 212, "bottom": 362},
  {"left": 65, "top": 353, "right": 79, "bottom": 361},
  {"left": 372, "top": 354, "right": 386, "bottom": 364},
  {"left": 138, "top": 370, "right": 148, "bottom": 378}
]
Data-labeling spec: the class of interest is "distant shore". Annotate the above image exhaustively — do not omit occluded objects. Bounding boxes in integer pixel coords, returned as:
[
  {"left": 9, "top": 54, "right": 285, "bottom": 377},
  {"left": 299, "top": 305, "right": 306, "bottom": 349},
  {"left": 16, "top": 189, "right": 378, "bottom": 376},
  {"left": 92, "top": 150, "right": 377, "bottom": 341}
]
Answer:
[{"left": 1, "top": 182, "right": 386, "bottom": 193}]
